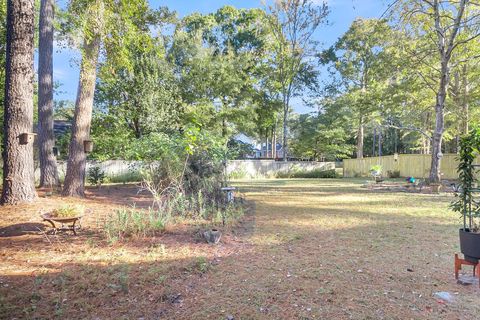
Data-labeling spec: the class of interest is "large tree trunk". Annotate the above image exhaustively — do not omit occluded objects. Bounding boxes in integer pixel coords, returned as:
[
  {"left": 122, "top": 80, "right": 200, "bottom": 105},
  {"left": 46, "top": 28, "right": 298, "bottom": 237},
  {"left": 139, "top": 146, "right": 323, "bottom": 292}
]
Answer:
[
  {"left": 356, "top": 115, "right": 364, "bottom": 159},
  {"left": 62, "top": 37, "right": 100, "bottom": 197},
  {"left": 1, "top": 0, "right": 36, "bottom": 204},
  {"left": 38, "top": 0, "right": 59, "bottom": 188},
  {"left": 429, "top": 60, "right": 448, "bottom": 183}
]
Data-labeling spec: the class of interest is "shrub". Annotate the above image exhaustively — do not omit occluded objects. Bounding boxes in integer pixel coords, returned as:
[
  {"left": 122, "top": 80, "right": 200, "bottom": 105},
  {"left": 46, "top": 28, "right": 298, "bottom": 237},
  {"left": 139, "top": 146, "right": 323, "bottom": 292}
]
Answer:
[
  {"left": 87, "top": 166, "right": 105, "bottom": 187},
  {"left": 276, "top": 169, "right": 338, "bottom": 179},
  {"left": 109, "top": 171, "right": 143, "bottom": 184},
  {"left": 369, "top": 164, "right": 382, "bottom": 177}
]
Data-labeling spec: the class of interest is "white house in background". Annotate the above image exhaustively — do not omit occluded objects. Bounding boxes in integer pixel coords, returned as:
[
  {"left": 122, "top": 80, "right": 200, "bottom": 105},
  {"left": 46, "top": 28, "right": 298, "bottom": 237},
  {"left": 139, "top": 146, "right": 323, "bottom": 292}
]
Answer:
[
  {"left": 233, "top": 133, "right": 284, "bottom": 159},
  {"left": 253, "top": 142, "right": 284, "bottom": 159}
]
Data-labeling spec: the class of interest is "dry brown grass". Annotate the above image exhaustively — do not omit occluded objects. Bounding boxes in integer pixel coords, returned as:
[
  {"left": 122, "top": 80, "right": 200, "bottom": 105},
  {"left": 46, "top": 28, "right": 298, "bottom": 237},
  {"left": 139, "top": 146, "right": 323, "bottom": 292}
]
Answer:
[{"left": 0, "top": 179, "right": 479, "bottom": 319}]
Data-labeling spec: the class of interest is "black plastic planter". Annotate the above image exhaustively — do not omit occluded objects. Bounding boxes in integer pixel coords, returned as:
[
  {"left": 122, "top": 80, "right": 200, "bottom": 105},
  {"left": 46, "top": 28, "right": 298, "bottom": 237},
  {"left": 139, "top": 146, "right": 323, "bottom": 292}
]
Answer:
[{"left": 459, "top": 228, "right": 480, "bottom": 263}]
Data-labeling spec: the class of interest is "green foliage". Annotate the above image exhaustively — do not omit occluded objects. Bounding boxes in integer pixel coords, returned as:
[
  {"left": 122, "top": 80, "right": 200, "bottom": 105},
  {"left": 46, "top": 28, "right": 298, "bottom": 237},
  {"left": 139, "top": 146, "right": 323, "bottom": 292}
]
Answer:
[
  {"left": 276, "top": 169, "right": 338, "bottom": 179},
  {"left": 87, "top": 166, "right": 105, "bottom": 187},
  {"left": 50, "top": 205, "right": 85, "bottom": 218},
  {"left": 290, "top": 113, "right": 354, "bottom": 160},
  {"left": 369, "top": 165, "right": 382, "bottom": 176},
  {"left": 451, "top": 128, "right": 480, "bottom": 232},
  {"left": 108, "top": 171, "right": 143, "bottom": 184},
  {"left": 227, "top": 139, "right": 254, "bottom": 159}
]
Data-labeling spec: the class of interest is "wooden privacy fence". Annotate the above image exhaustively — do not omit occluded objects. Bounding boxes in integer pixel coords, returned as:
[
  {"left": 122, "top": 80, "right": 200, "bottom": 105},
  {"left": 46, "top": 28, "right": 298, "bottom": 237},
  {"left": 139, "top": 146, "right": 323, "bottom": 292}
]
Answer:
[{"left": 343, "top": 154, "right": 474, "bottom": 179}]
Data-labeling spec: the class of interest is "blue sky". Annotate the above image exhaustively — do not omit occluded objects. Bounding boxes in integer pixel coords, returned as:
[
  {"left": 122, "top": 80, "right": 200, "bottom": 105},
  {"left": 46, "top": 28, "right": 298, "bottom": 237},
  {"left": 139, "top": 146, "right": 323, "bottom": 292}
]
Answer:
[{"left": 51, "top": 0, "right": 389, "bottom": 113}]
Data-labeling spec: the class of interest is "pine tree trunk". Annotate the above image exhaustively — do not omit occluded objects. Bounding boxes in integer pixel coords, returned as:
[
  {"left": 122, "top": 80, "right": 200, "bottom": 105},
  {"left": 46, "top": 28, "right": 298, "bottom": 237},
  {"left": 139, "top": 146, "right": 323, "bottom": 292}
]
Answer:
[
  {"left": 1, "top": 0, "right": 36, "bottom": 205},
  {"left": 38, "top": 0, "right": 59, "bottom": 188},
  {"left": 356, "top": 115, "right": 364, "bottom": 159},
  {"left": 62, "top": 37, "right": 100, "bottom": 197}
]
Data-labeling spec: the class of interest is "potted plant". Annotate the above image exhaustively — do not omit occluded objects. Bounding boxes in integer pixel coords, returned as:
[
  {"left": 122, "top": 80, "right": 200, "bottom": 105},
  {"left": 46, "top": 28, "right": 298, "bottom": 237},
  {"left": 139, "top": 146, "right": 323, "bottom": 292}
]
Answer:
[
  {"left": 451, "top": 130, "right": 480, "bottom": 263},
  {"left": 369, "top": 164, "right": 383, "bottom": 183}
]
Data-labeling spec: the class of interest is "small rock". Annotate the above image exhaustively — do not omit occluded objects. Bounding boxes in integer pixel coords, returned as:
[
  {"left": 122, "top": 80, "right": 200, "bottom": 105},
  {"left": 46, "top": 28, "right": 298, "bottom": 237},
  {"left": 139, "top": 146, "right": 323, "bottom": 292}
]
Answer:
[
  {"left": 407, "top": 268, "right": 414, "bottom": 272},
  {"left": 226, "top": 315, "right": 234, "bottom": 320},
  {"left": 433, "top": 291, "right": 454, "bottom": 303}
]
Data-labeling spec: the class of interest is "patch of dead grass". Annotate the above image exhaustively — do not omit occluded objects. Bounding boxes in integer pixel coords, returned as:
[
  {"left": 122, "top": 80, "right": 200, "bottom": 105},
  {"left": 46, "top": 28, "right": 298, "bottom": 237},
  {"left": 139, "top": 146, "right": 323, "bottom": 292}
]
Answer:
[{"left": 0, "top": 180, "right": 478, "bottom": 319}]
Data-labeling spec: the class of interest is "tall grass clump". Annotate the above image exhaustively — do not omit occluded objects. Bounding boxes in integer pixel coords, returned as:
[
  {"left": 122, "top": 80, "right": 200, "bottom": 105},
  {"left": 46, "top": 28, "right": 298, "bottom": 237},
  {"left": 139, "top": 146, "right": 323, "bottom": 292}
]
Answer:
[{"left": 104, "top": 207, "right": 168, "bottom": 243}]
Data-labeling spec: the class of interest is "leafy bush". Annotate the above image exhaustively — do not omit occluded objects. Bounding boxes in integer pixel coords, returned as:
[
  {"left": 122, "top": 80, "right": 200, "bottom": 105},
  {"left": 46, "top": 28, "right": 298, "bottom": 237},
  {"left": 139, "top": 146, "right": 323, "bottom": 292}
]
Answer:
[
  {"left": 369, "top": 164, "right": 382, "bottom": 177},
  {"left": 87, "top": 166, "right": 105, "bottom": 187},
  {"left": 276, "top": 169, "right": 339, "bottom": 179},
  {"left": 104, "top": 207, "right": 168, "bottom": 243},
  {"left": 109, "top": 171, "right": 143, "bottom": 184}
]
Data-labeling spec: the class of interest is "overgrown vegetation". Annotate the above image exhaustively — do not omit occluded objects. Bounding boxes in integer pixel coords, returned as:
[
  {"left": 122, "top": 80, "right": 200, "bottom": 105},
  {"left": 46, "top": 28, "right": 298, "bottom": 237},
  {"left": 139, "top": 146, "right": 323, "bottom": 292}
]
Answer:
[{"left": 104, "top": 207, "right": 168, "bottom": 243}]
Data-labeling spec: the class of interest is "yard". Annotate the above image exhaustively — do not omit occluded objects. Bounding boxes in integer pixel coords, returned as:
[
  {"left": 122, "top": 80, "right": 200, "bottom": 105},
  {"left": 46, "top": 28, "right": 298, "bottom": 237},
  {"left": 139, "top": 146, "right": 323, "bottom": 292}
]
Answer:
[{"left": 0, "top": 179, "right": 479, "bottom": 319}]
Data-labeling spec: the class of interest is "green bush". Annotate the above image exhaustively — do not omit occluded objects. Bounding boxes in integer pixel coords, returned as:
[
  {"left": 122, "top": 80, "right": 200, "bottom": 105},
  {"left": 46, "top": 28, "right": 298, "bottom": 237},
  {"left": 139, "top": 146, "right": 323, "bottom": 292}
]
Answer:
[
  {"left": 276, "top": 169, "right": 339, "bottom": 179},
  {"left": 109, "top": 171, "right": 144, "bottom": 184},
  {"left": 87, "top": 166, "right": 105, "bottom": 187}
]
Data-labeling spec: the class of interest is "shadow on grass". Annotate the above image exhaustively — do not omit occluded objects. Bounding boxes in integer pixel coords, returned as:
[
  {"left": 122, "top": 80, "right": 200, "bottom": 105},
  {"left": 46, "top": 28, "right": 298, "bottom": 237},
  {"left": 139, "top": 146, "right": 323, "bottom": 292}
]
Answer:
[{"left": 0, "top": 223, "right": 46, "bottom": 237}]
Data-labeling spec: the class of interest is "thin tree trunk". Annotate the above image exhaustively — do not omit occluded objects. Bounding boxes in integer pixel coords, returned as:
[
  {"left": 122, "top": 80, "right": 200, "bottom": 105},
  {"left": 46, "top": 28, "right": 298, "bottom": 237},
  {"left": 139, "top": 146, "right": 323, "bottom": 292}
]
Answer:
[
  {"left": 461, "top": 64, "right": 469, "bottom": 135},
  {"left": 38, "top": 0, "right": 59, "bottom": 188},
  {"left": 356, "top": 115, "right": 364, "bottom": 159},
  {"left": 429, "top": 0, "right": 467, "bottom": 183},
  {"left": 429, "top": 59, "right": 448, "bottom": 183},
  {"left": 378, "top": 128, "right": 382, "bottom": 157},
  {"left": 1, "top": 0, "right": 36, "bottom": 204},
  {"left": 282, "top": 95, "right": 289, "bottom": 161},
  {"left": 271, "top": 126, "right": 275, "bottom": 159},
  {"left": 266, "top": 129, "right": 269, "bottom": 158},
  {"left": 62, "top": 37, "right": 100, "bottom": 197}
]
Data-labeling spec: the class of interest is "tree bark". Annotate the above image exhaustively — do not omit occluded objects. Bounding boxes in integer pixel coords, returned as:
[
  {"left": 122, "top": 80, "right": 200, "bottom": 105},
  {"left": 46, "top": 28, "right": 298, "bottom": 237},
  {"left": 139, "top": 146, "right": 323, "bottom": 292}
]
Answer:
[
  {"left": 282, "top": 94, "right": 290, "bottom": 161},
  {"left": 62, "top": 37, "right": 100, "bottom": 197},
  {"left": 428, "top": 0, "right": 467, "bottom": 183},
  {"left": 356, "top": 115, "right": 364, "bottom": 159},
  {"left": 38, "top": 0, "right": 59, "bottom": 188},
  {"left": 1, "top": 0, "right": 37, "bottom": 204},
  {"left": 378, "top": 128, "right": 382, "bottom": 157},
  {"left": 461, "top": 64, "right": 469, "bottom": 135},
  {"left": 429, "top": 59, "right": 448, "bottom": 183}
]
